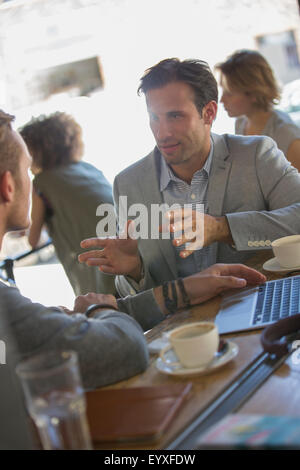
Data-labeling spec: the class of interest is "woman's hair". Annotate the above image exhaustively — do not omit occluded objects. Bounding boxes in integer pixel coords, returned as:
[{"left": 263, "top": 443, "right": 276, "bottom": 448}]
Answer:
[
  {"left": 215, "top": 49, "right": 281, "bottom": 111},
  {"left": 19, "top": 112, "right": 84, "bottom": 170}
]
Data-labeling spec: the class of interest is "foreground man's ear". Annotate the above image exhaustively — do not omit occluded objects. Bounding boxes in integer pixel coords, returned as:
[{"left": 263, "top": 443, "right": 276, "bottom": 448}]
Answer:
[{"left": 0, "top": 171, "right": 15, "bottom": 203}]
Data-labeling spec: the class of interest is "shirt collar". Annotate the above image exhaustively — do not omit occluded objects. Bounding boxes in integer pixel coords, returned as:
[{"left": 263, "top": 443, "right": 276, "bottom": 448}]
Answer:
[{"left": 159, "top": 139, "right": 214, "bottom": 191}]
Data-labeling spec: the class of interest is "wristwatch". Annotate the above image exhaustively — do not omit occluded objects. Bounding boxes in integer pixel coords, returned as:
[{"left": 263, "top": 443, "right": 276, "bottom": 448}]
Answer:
[{"left": 85, "top": 303, "right": 118, "bottom": 318}]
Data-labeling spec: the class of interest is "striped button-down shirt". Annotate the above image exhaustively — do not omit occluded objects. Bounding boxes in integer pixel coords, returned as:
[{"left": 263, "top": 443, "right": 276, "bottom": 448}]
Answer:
[{"left": 159, "top": 141, "right": 215, "bottom": 277}]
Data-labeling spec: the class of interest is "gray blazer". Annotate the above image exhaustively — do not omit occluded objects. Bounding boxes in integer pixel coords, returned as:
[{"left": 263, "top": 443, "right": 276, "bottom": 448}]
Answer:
[
  {"left": 114, "top": 133, "right": 300, "bottom": 294},
  {"left": 1, "top": 282, "right": 149, "bottom": 391}
]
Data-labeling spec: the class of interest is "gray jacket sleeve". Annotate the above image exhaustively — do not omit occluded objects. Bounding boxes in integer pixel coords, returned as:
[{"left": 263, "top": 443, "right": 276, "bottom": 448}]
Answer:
[
  {"left": 0, "top": 283, "right": 149, "bottom": 391},
  {"left": 114, "top": 257, "right": 157, "bottom": 298},
  {"left": 227, "top": 138, "right": 300, "bottom": 251},
  {"left": 117, "top": 288, "right": 164, "bottom": 331}
]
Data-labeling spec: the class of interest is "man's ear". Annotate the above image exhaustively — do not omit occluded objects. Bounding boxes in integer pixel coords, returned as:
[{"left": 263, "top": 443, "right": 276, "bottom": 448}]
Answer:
[
  {"left": 202, "top": 101, "right": 218, "bottom": 125},
  {"left": 0, "top": 171, "right": 15, "bottom": 203}
]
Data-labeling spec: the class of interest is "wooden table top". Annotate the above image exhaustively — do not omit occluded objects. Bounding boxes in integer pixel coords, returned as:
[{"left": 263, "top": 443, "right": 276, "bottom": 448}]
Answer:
[{"left": 94, "top": 251, "right": 300, "bottom": 450}]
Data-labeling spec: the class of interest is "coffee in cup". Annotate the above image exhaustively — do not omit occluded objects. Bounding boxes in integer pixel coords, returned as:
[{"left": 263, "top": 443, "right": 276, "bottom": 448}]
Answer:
[
  {"left": 159, "top": 321, "right": 219, "bottom": 369},
  {"left": 271, "top": 235, "right": 300, "bottom": 268}
]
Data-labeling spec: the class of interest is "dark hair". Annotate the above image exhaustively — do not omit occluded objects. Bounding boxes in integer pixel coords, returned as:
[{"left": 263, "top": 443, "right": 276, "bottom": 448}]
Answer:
[
  {"left": 19, "top": 112, "right": 84, "bottom": 171},
  {"left": 0, "top": 110, "right": 20, "bottom": 180},
  {"left": 138, "top": 58, "right": 218, "bottom": 115},
  {"left": 215, "top": 50, "right": 280, "bottom": 111}
]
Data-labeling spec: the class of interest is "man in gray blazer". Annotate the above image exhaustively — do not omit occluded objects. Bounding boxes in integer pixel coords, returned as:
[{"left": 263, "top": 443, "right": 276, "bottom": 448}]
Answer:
[{"left": 80, "top": 58, "right": 300, "bottom": 295}]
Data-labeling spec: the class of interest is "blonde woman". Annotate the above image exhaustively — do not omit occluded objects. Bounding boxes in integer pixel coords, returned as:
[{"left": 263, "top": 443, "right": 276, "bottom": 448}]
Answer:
[{"left": 216, "top": 49, "right": 300, "bottom": 171}]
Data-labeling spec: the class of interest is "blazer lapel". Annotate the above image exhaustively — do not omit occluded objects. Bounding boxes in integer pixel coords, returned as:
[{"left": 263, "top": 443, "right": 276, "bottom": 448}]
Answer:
[
  {"left": 207, "top": 134, "right": 232, "bottom": 216},
  {"left": 136, "top": 148, "right": 178, "bottom": 279}
]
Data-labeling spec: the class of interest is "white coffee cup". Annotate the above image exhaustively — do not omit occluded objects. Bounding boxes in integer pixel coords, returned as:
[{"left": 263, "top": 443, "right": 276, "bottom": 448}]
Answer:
[
  {"left": 271, "top": 235, "right": 300, "bottom": 268},
  {"left": 159, "top": 321, "right": 219, "bottom": 369}
]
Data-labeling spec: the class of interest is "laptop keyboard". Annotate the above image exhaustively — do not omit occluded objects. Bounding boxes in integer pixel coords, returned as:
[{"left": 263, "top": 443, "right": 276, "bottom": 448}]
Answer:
[{"left": 252, "top": 276, "right": 300, "bottom": 326}]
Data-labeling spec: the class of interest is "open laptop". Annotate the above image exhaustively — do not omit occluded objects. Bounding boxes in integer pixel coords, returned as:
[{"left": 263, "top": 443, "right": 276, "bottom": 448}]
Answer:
[{"left": 215, "top": 275, "right": 300, "bottom": 335}]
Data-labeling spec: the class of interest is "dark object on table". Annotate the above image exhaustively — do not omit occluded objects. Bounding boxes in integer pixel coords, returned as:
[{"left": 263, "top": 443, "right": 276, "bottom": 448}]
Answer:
[{"left": 261, "top": 313, "right": 300, "bottom": 357}]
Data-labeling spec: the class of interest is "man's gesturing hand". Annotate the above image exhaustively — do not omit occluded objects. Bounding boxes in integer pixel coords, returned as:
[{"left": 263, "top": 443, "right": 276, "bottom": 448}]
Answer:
[{"left": 78, "top": 221, "right": 142, "bottom": 282}]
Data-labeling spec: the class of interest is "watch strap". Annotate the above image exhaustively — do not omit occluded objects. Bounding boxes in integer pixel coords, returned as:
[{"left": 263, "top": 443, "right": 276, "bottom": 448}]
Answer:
[{"left": 85, "top": 303, "right": 118, "bottom": 318}]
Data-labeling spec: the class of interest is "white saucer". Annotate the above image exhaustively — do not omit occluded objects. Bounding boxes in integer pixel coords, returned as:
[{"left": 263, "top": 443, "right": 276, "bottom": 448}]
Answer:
[
  {"left": 263, "top": 257, "right": 300, "bottom": 273},
  {"left": 155, "top": 341, "right": 238, "bottom": 377}
]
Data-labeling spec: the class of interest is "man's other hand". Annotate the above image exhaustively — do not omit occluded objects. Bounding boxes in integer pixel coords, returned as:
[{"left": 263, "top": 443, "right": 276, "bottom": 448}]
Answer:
[
  {"left": 184, "top": 263, "right": 266, "bottom": 306},
  {"left": 161, "top": 208, "right": 233, "bottom": 258}
]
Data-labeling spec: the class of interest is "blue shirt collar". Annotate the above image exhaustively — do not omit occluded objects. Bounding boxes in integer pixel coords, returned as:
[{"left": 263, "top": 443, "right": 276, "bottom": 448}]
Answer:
[{"left": 159, "top": 139, "right": 214, "bottom": 191}]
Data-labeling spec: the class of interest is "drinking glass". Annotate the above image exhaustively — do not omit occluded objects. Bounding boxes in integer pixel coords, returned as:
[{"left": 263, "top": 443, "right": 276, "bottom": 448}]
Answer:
[{"left": 16, "top": 350, "right": 92, "bottom": 450}]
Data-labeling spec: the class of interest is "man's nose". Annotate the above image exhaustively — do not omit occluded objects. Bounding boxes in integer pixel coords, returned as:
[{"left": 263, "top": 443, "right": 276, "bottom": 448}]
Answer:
[{"left": 154, "top": 120, "right": 172, "bottom": 141}]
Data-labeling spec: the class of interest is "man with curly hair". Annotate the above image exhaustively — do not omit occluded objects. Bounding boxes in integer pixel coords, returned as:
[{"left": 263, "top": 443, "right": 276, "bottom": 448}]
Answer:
[{"left": 20, "top": 112, "right": 116, "bottom": 296}]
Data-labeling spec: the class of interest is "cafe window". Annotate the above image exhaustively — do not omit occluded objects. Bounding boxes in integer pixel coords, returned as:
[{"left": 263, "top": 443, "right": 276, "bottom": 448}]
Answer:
[
  {"left": 17, "top": 56, "right": 104, "bottom": 110},
  {"left": 256, "top": 30, "right": 300, "bottom": 84}
]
